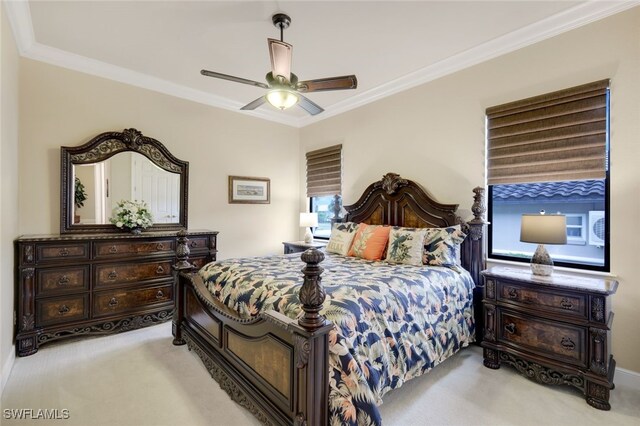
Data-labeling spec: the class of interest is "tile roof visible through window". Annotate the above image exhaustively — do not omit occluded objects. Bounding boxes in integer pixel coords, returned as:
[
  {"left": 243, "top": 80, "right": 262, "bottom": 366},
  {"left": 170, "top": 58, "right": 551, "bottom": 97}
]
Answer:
[{"left": 493, "top": 180, "right": 605, "bottom": 203}]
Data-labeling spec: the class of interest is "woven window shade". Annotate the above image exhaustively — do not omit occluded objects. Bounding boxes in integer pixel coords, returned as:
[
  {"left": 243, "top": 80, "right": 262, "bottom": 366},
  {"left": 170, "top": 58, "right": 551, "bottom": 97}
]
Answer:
[
  {"left": 487, "top": 79, "right": 609, "bottom": 185},
  {"left": 306, "top": 144, "right": 342, "bottom": 197}
]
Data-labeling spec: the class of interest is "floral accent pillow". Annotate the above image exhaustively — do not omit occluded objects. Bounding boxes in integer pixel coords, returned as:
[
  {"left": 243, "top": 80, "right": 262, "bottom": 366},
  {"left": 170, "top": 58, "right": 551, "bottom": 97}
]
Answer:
[
  {"left": 326, "top": 223, "right": 358, "bottom": 256},
  {"left": 385, "top": 227, "right": 428, "bottom": 266},
  {"left": 333, "top": 221, "right": 359, "bottom": 233},
  {"left": 423, "top": 225, "right": 467, "bottom": 267},
  {"left": 347, "top": 223, "right": 391, "bottom": 260}
]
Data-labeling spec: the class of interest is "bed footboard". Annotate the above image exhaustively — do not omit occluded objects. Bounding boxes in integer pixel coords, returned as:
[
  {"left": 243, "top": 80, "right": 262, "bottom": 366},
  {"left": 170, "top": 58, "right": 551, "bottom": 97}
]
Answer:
[{"left": 172, "top": 233, "right": 331, "bottom": 426}]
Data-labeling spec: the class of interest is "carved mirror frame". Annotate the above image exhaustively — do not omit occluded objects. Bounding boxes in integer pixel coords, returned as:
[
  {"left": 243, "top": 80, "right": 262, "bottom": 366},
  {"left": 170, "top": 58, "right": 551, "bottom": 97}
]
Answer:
[{"left": 61, "top": 128, "right": 189, "bottom": 234}]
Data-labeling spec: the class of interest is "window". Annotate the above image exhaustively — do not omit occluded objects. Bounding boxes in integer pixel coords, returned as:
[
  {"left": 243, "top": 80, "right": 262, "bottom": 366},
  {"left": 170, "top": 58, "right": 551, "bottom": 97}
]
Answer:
[
  {"left": 487, "top": 80, "right": 610, "bottom": 271},
  {"left": 565, "top": 213, "right": 587, "bottom": 245},
  {"left": 306, "top": 144, "right": 342, "bottom": 239},
  {"left": 310, "top": 195, "right": 337, "bottom": 239}
]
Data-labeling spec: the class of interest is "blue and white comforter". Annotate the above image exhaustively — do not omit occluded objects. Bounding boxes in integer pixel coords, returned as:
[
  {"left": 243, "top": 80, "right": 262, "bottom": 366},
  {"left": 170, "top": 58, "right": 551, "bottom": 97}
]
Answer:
[{"left": 199, "top": 252, "right": 475, "bottom": 425}]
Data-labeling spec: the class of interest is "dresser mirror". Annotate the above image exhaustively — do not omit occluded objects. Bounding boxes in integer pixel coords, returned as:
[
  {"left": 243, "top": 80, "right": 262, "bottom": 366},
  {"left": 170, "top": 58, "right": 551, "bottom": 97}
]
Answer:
[{"left": 61, "top": 128, "right": 189, "bottom": 233}]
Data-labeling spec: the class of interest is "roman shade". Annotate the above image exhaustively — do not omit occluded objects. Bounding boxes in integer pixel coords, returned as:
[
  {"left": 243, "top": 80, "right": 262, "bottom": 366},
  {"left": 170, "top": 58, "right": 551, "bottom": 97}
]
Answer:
[
  {"left": 487, "top": 79, "right": 609, "bottom": 185},
  {"left": 306, "top": 144, "right": 342, "bottom": 197}
]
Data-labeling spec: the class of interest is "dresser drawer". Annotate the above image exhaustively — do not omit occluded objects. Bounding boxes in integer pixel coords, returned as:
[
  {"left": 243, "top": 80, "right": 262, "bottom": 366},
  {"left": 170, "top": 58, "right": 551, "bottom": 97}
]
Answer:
[
  {"left": 94, "top": 239, "right": 175, "bottom": 258},
  {"left": 36, "top": 243, "right": 89, "bottom": 263},
  {"left": 191, "top": 256, "right": 211, "bottom": 270},
  {"left": 36, "top": 295, "right": 89, "bottom": 327},
  {"left": 497, "top": 281, "right": 587, "bottom": 320},
  {"left": 187, "top": 237, "right": 210, "bottom": 251},
  {"left": 37, "top": 266, "right": 89, "bottom": 296},
  {"left": 93, "top": 284, "right": 173, "bottom": 317},
  {"left": 498, "top": 310, "right": 587, "bottom": 367},
  {"left": 95, "top": 260, "right": 173, "bottom": 288}
]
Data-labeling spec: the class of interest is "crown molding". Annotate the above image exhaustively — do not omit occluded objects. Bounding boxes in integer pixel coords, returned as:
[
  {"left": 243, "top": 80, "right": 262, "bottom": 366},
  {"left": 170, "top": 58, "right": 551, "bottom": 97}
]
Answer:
[
  {"left": 5, "top": 0, "right": 639, "bottom": 129},
  {"left": 298, "top": 0, "right": 640, "bottom": 127}
]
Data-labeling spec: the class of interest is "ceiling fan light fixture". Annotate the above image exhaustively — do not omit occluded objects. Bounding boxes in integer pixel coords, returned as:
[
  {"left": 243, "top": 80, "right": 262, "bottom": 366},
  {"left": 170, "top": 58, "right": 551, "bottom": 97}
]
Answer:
[{"left": 266, "top": 89, "right": 299, "bottom": 110}]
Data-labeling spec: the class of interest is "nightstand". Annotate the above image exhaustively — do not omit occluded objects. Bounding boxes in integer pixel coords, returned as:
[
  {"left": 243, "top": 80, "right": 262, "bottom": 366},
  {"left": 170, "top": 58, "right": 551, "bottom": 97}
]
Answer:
[
  {"left": 282, "top": 241, "right": 326, "bottom": 254},
  {"left": 481, "top": 266, "right": 618, "bottom": 410}
]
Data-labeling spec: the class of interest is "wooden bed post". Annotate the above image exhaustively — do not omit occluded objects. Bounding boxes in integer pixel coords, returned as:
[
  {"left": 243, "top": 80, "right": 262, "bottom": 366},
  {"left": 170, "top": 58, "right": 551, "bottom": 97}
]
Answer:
[
  {"left": 298, "top": 248, "right": 327, "bottom": 330},
  {"left": 467, "top": 187, "right": 486, "bottom": 285},
  {"left": 291, "top": 248, "right": 332, "bottom": 426},
  {"left": 467, "top": 187, "right": 487, "bottom": 344},
  {"left": 172, "top": 230, "right": 195, "bottom": 346}
]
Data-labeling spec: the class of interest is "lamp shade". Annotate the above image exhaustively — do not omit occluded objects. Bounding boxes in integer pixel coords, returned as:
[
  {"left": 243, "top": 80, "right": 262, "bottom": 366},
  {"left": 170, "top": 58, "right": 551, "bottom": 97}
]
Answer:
[
  {"left": 300, "top": 212, "right": 318, "bottom": 228},
  {"left": 520, "top": 214, "right": 567, "bottom": 245}
]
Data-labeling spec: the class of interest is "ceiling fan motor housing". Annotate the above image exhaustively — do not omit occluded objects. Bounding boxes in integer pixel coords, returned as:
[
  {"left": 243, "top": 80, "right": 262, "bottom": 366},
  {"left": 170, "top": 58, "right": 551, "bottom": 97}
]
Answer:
[{"left": 272, "top": 13, "right": 291, "bottom": 30}]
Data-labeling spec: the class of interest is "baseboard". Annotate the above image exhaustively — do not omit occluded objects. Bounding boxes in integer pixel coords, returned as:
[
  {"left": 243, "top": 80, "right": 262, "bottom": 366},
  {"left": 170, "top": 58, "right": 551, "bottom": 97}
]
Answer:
[
  {"left": 616, "top": 366, "right": 640, "bottom": 390},
  {"left": 0, "top": 346, "right": 16, "bottom": 398}
]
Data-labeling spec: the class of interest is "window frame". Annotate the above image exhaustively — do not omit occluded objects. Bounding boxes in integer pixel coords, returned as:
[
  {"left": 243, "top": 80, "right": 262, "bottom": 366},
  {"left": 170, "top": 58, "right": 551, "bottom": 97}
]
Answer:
[{"left": 487, "top": 177, "right": 611, "bottom": 272}]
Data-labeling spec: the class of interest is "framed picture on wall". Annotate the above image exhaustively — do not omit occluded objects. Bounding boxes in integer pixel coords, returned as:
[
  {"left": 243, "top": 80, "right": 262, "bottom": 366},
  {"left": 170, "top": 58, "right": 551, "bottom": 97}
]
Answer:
[{"left": 228, "top": 176, "right": 270, "bottom": 204}]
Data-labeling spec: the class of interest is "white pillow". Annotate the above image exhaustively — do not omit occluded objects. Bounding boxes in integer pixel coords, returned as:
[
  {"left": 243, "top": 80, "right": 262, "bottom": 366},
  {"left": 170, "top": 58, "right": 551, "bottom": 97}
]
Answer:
[{"left": 326, "top": 226, "right": 357, "bottom": 256}]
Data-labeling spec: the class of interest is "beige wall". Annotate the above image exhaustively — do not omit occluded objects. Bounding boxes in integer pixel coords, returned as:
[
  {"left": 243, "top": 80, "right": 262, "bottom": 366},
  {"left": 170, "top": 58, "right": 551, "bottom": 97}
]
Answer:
[
  {"left": 19, "top": 59, "right": 301, "bottom": 259},
  {"left": 301, "top": 9, "right": 640, "bottom": 372},
  {"left": 1, "top": 4, "right": 21, "bottom": 394}
]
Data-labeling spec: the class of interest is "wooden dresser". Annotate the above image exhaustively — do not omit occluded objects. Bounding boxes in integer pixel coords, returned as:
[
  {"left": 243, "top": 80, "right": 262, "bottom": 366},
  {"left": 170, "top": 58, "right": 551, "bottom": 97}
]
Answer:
[
  {"left": 15, "top": 230, "right": 217, "bottom": 356},
  {"left": 481, "top": 266, "right": 618, "bottom": 410}
]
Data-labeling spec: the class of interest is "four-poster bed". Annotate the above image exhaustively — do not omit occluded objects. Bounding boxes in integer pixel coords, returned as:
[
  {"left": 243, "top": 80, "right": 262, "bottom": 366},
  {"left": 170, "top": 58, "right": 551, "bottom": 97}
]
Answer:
[{"left": 171, "top": 173, "right": 486, "bottom": 425}]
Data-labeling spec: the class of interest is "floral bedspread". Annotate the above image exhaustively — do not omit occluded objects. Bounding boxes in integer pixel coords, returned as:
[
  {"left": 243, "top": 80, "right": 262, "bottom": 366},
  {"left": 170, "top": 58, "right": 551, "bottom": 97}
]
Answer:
[{"left": 199, "top": 252, "right": 475, "bottom": 426}]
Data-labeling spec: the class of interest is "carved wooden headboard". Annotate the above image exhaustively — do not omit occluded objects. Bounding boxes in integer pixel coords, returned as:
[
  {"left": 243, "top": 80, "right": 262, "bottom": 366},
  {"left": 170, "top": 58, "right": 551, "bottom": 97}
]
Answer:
[
  {"left": 343, "top": 173, "right": 486, "bottom": 339},
  {"left": 344, "top": 173, "right": 461, "bottom": 228}
]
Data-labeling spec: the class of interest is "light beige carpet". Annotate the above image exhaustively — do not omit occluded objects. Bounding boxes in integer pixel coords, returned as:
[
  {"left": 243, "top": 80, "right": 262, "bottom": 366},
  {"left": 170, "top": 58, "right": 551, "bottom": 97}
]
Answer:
[{"left": 2, "top": 322, "right": 638, "bottom": 425}]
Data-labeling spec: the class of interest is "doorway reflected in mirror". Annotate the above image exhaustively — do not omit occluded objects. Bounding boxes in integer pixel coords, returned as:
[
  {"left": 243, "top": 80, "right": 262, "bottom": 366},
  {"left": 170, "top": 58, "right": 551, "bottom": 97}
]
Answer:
[{"left": 72, "top": 152, "right": 180, "bottom": 225}]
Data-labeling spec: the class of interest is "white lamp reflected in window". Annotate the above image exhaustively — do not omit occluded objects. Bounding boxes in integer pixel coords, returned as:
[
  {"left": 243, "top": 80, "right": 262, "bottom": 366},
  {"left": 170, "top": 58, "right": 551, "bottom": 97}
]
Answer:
[
  {"left": 267, "top": 89, "right": 299, "bottom": 110},
  {"left": 300, "top": 212, "right": 318, "bottom": 244},
  {"left": 520, "top": 212, "right": 567, "bottom": 276}
]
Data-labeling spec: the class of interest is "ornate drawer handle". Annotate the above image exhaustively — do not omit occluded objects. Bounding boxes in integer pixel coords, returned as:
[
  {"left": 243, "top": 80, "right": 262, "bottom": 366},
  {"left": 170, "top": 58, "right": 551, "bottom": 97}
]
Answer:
[
  {"left": 107, "top": 271, "right": 118, "bottom": 280},
  {"left": 507, "top": 287, "right": 518, "bottom": 299},
  {"left": 156, "top": 290, "right": 165, "bottom": 299},
  {"left": 156, "top": 265, "right": 165, "bottom": 274},
  {"left": 108, "top": 297, "right": 119, "bottom": 308},
  {"left": 109, "top": 245, "right": 118, "bottom": 253},
  {"left": 190, "top": 241, "right": 198, "bottom": 248},
  {"left": 504, "top": 323, "right": 516, "bottom": 334},
  {"left": 560, "top": 298, "right": 574, "bottom": 310},
  {"left": 58, "top": 305, "right": 70, "bottom": 315},
  {"left": 59, "top": 248, "right": 70, "bottom": 257},
  {"left": 156, "top": 243, "right": 165, "bottom": 250},
  {"left": 57, "top": 275, "right": 69, "bottom": 286},
  {"left": 561, "top": 337, "right": 576, "bottom": 351}
]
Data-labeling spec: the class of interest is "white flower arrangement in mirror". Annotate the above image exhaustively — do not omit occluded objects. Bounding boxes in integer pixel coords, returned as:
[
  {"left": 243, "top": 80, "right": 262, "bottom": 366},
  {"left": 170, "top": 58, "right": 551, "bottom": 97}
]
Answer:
[{"left": 110, "top": 200, "right": 154, "bottom": 233}]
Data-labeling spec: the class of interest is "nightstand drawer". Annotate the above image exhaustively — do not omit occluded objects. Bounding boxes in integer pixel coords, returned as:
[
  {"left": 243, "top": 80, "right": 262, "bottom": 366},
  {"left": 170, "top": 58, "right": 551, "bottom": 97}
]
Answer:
[
  {"left": 498, "top": 310, "right": 587, "bottom": 367},
  {"left": 497, "top": 281, "right": 587, "bottom": 320}
]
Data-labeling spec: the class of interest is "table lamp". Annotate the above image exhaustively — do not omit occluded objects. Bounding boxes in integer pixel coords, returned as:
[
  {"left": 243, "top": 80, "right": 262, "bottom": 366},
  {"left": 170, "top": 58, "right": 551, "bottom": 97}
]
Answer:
[
  {"left": 300, "top": 212, "right": 318, "bottom": 244},
  {"left": 520, "top": 212, "right": 567, "bottom": 276}
]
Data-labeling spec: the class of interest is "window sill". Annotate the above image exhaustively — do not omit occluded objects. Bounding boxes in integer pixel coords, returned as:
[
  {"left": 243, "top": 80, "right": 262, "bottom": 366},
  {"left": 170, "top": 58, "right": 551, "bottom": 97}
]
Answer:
[{"left": 487, "top": 258, "right": 616, "bottom": 279}]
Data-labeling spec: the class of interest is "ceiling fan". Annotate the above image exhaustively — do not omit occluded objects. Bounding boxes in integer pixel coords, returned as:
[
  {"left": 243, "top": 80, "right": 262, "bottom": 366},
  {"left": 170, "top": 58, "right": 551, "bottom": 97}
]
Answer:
[{"left": 201, "top": 13, "right": 358, "bottom": 116}]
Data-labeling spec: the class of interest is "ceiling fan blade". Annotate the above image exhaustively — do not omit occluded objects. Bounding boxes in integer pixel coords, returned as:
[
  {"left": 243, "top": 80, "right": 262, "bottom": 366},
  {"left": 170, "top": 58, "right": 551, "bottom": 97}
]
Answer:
[
  {"left": 240, "top": 96, "right": 267, "bottom": 111},
  {"left": 297, "top": 94, "right": 324, "bottom": 116},
  {"left": 297, "top": 75, "right": 358, "bottom": 93},
  {"left": 268, "top": 38, "right": 292, "bottom": 81},
  {"left": 201, "top": 69, "right": 269, "bottom": 89}
]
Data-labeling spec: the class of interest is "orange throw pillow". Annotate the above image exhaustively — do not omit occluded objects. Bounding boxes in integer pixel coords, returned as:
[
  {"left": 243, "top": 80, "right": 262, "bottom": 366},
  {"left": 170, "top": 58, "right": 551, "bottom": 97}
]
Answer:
[{"left": 347, "top": 223, "right": 390, "bottom": 260}]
